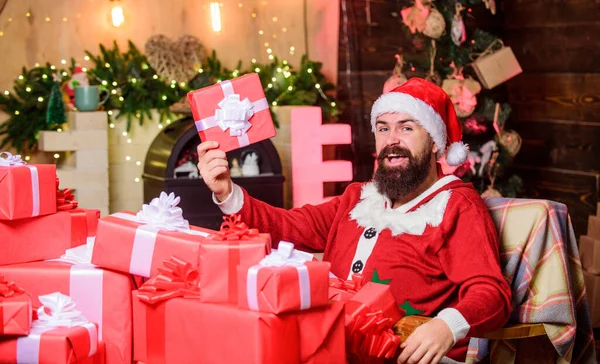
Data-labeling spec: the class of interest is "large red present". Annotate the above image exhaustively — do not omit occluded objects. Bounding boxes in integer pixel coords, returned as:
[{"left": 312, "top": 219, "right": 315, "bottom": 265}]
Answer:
[
  {"left": 132, "top": 290, "right": 346, "bottom": 364},
  {"left": 187, "top": 73, "right": 276, "bottom": 152},
  {"left": 0, "top": 275, "right": 32, "bottom": 336},
  {"left": 0, "top": 261, "right": 133, "bottom": 364},
  {"left": 0, "top": 208, "right": 99, "bottom": 265},
  {"left": 0, "top": 152, "right": 57, "bottom": 220},
  {"left": 198, "top": 215, "right": 271, "bottom": 303},
  {"left": 237, "top": 242, "right": 329, "bottom": 313},
  {"left": 91, "top": 192, "right": 214, "bottom": 278}
]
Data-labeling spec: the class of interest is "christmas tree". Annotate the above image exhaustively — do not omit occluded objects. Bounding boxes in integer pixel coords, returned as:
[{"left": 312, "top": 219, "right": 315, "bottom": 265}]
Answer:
[
  {"left": 391, "top": 0, "right": 523, "bottom": 197},
  {"left": 46, "top": 81, "right": 67, "bottom": 127}
]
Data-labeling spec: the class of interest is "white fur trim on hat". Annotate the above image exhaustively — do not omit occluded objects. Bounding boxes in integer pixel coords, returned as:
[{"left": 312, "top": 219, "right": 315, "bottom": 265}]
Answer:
[
  {"left": 371, "top": 92, "right": 446, "bottom": 158},
  {"left": 445, "top": 141, "right": 469, "bottom": 166}
]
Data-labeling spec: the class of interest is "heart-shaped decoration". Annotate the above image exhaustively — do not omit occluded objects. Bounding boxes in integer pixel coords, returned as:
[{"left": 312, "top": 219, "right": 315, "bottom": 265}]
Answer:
[{"left": 145, "top": 34, "right": 207, "bottom": 83}]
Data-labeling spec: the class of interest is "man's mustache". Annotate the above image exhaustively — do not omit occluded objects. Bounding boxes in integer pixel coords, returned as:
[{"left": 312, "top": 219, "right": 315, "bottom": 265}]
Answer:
[{"left": 377, "top": 145, "right": 413, "bottom": 161}]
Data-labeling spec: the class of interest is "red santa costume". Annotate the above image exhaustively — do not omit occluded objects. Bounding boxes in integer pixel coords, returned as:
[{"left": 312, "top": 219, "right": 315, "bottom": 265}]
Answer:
[{"left": 214, "top": 78, "right": 512, "bottom": 363}]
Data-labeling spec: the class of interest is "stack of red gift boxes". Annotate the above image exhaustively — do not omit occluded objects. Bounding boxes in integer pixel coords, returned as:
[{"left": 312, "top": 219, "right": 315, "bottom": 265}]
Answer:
[{"left": 0, "top": 73, "right": 405, "bottom": 364}]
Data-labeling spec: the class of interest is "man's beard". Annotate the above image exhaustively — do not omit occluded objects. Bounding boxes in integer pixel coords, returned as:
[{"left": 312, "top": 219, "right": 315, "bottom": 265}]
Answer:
[{"left": 374, "top": 143, "right": 433, "bottom": 201}]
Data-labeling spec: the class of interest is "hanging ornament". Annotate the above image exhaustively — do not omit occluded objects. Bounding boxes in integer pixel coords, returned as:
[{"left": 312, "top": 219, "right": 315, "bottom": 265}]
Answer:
[
  {"left": 482, "top": 0, "right": 497, "bottom": 15},
  {"left": 451, "top": 3, "right": 466, "bottom": 46},
  {"left": 441, "top": 63, "right": 481, "bottom": 118},
  {"left": 424, "top": 40, "right": 442, "bottom": 85},
  {"left": 423, "top": 8, "right": 445, "bottom": 39},
  {"left": 477, "top": 140, "right": 498, "bottom": 177},
  {"left": 383, "top": 54, "right": 408, "bottom": 93},
  {"left": 481, "top": 154, "right": 502, "bottom": 198},
  {"left": 464, "top": 117, "right": 487, "bottom": 135},
  {"left": 491, "top": 103, "right": 522, "bottom": 158},
  {"left": 401, "top": 0, "right": 429, "bottom": 34},
  {"left": 481, "top": 184, "right": 502, "bottom": 198}
]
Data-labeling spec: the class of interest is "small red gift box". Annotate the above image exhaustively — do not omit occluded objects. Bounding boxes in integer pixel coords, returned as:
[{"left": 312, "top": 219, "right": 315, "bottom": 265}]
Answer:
[
  {"left": 0, "top": 208, "right": 99, "bottom": 266},
  {"left": 187, "top": 73, "right": 276, "bottom": 152},
  {"left": 0, "top": 152, "right": 57, "bottom": 221},
  {"left": 0, "top": 261, "right": 133, "bottom": 364},
  {"left": 198, "top": 215, "right": 271, "bottom": 303},
  {"left": 345, "top": 282, "right": 405, "bottom": 360},
  {"left": 92, "top": 192, "right": 214, "bottom": 278},
  {"left": 0, "top": 323, "right": 104, "bottom": 364},
  {"left": 237, "top": 242, "right": 330, "bottom": 314},
  {"left": 0, "top": 276, "right": 32, "bottom": 336},
  {"left": 132, "top": 290, "right": 346, "bottom": 364}
]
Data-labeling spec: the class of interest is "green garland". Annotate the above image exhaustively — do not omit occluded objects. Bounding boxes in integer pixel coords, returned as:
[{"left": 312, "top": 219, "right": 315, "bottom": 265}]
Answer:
[{"left": 0, "top": 41, "right": 340, "bottom": 152}]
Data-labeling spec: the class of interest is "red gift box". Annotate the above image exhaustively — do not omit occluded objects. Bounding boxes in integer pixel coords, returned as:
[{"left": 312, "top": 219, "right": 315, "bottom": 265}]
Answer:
[
  {"left": 0, "top": 208, "right": 99, "bottom": 266},
  {"left": 187, "top": 73, "right": 276, "bottom": 152},
  {"left": 91, "top": 211, "right": 214, "bottom": 278},
  {"left": 345, "top": 282, "right": 404, "bottom": 361},
  {"left": 0, "top": 261, "right": 133, "bottom": 364},
  {"left": 0, "top": 276, "right": 32, "bottom": 336},
  {"left": 0, "top": 153, "right": 57, "bottom": 220},
  {"left": 237, "top": 242, "right": 330, "bottom": 314},
  {"left": 0, "top": 323, "right": 104, "bottom": 364},
  {"left": 132, "top": 290, "right": 346, "bottom": 364},
  {"left": 198, "top": 215, "right": 271, "bottom": 303}
]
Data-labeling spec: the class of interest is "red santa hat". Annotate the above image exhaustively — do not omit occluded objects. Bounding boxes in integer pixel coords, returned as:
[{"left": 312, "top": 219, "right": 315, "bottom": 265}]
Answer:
[{"left": 370, "top": 77, "right": 469, "bottom": 166}]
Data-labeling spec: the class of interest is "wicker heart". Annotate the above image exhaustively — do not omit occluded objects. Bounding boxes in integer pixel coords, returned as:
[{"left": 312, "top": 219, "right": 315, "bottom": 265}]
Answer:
[{"left": 145, "top": 34, "right": 206, "bottom": 83}]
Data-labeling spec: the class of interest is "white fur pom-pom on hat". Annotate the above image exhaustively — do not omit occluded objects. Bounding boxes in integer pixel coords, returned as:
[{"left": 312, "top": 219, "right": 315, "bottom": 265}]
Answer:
[
  {"left": 445, "top": 141, "right": 469, "bottom": 166},
  {"left": 371, "top": 77, "right": 468, "bottom": 166}
]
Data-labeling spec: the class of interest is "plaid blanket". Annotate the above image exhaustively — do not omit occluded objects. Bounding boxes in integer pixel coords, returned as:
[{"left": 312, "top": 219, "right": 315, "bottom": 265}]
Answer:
[{"left": 466, "top": 198, "right": 597, "bottom": 363}]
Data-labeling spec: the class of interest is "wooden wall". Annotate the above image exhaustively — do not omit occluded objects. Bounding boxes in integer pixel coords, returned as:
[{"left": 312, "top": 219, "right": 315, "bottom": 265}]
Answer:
[
  {"left": 337, "top": 0, "right": 600, "bottom": 236},
  {"left": 503, "top": 1, "right": 600, "bottom": 237}
]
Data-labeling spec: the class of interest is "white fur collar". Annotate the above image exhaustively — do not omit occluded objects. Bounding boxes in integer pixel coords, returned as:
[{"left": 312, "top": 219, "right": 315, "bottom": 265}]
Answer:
[{"left": 349, "top": 175, "right": 459, "bottom": 236}]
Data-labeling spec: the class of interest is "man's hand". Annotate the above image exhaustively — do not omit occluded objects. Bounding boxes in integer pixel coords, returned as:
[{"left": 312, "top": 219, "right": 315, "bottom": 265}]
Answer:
[
  {"left": 397, "top": 318, "right": 454, "bottom": 364},
  {"left": 197, "top": 141, "right": 232, "bottom": 201}
]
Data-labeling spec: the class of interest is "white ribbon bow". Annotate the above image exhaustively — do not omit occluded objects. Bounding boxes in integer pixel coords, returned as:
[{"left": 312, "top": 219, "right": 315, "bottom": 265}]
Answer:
[
  {"left": 259, "top": 241, "right": 314, "bottom": 267},
  {"left": 136, "top": 191, "right": 190, "bottom": 231},
  {"left": 214, "top": 94, "right": 254, "bottom": 137},
  {"left": 0, "top": 151, "right": 26, "bottom": 166},
  {"left": 32, "top": 292, "right": 90, "bottom": 328}
]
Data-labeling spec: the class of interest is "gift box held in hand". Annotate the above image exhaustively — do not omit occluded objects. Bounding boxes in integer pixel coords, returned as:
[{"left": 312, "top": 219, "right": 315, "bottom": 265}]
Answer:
[
  {"left": 133, "top": 257, "right": 346, "bottom": 364},
  {"left": 0, "top": 261, "right": 133, "bottom": 364},
  {"left": 187, "top": 73, "right": 276, "bottom": 152},
  {"left": 92, "top": 192, "right": 213, "bottom": 278},
  {"left": 0, "top": 275, "right": 32, "bottom": 336},
  {"left": 0, "top": 151, "right": 57, "bottom": 220},
  {"left": 238, "top": 241, "right": 330, "bottom": 314},
  {"left": 0, "top": 292, "right": 104, "bottom": 364},
  {"left": 198, "top": 214, "right": 271, "bottom": 304}
]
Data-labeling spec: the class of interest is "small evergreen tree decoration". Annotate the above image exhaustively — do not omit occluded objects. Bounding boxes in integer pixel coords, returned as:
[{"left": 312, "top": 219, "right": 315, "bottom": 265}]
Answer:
[{"left": 46, "top": 81, "right": 67, "bottom": 127}]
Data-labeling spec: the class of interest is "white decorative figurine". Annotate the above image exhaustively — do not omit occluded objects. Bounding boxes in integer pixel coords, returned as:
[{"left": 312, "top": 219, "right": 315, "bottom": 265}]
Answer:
[
  {"left": 241, "top": 152, "right": 260, "bottom": 177},
  {"left": 173, "top": 161, "right": 199, "bottom": 179}
]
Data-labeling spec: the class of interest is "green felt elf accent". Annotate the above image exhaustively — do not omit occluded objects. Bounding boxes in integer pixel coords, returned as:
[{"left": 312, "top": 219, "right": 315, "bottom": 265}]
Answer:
[
  {"left": 399, "top": 300, "right": 425, "bottom": 316},
  {"left": 370, "top": 268, "right": 391, "bottom": 285}
]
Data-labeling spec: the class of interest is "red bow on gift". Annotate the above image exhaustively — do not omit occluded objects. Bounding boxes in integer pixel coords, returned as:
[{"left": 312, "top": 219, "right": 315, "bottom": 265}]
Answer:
[
  {"left": 345, "top": 300, "right": 401, "bottom": 359},
  {"left": 137, "top": 256, "right": 200, "bottom": 304},
  {"left": 213, "top": 214, "right": 259, "bottom": 241},
  {"left": 0, "top": 275, "right": 25, "bottom": 298},
  {"left": 56, "top": 178, "right": 79, "bottom": 211},
  {"left": 330, "top": 273, "right": 366, "bottom": 294}
]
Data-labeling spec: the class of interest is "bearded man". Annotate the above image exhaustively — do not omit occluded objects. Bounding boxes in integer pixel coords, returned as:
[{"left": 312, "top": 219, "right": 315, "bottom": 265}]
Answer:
[{"left": 197, "top": 78, "right": 512, "bottom": 364}]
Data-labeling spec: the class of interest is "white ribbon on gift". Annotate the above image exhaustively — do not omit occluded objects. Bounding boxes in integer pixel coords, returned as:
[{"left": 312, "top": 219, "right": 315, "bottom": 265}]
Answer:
[
  {"left": 246, "top": 241, "right": 314, "bottom": 311},
  {"left": 16, "top": 293, "right": 98, "bottom": 363},
  {"left": 43, "top": 252, "right": 104, "bottom": 349},
  {"left": 194, "top": 80, "right": 269, "bottom": 148},
  {"left": 0, "top": 151, "right": 40, "bottom": 217},
  {"left": 109, "top": 192, "right": 210, "bottom": 277}
]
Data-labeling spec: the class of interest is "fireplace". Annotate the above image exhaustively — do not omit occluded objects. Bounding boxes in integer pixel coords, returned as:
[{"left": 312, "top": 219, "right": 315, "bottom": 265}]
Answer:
[{"left": 142, "top": 116, "right": 284, "bottom": 230}]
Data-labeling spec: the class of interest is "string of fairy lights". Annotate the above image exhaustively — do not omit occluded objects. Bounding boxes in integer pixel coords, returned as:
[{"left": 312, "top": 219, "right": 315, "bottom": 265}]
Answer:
[{"left": 1, "top": 0, "right": 332, "bottom": 183}]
